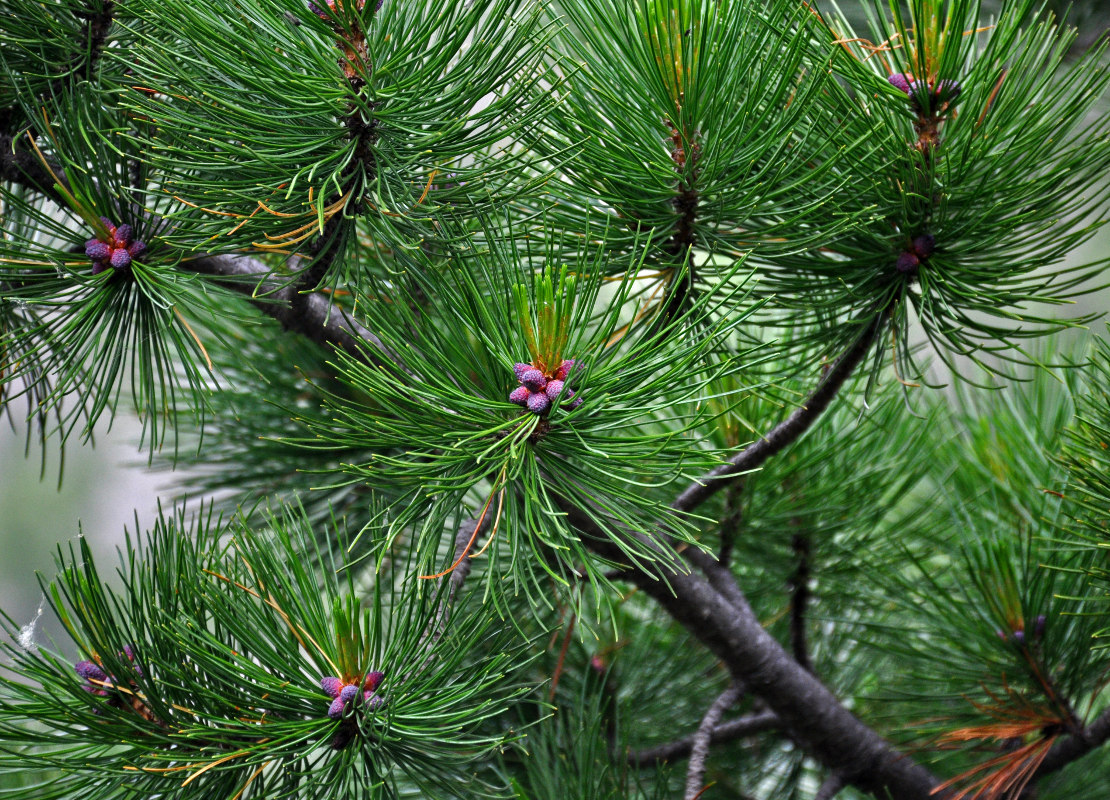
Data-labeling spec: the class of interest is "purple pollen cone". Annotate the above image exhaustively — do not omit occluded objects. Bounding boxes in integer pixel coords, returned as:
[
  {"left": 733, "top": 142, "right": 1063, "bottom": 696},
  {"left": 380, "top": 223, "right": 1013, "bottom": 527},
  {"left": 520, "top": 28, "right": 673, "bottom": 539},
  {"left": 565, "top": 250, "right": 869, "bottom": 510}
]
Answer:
[
  {"left": 321, "top": 676, "right": 344, "bottom": 698},
  {"left": 327, "top": 696, "right": 347, "bottom": 719},
  {"left": 110, "top": 249, "right": 132, "bottom": 270},
  {"left": 513, "top": 362, "right": 533, "bottom": 382},
  {"left": 113, "top": 224, "right": 133, "bottom": 246},
  {"left": 85, "top": 241, "right": 111, "bottom": 261},
  {"left": 527, "top": 392, "right": 551, "bottom": 415},
  {"left": 1012, "top": 630, "right": 1025, "bottom": 644},
  {"left": 363, "top": 671, "right": 385, "bottom": 692},
  {"left": 99, "top": 217, "right": 116, "bottom": 234},
  {"left": 127, "top": 240, "right": 147, "bottom": 259},
  {"left": 509, "top": 386, "right": 531, "bottom": 406},
  {"left": 895, "top": 251, "right": 920, "bottom": 274},
  {"left": 912, "top": 234, "right": 935, "bottom": 258},
  {"left": 521, "top": 369, "right": 547, "bottom": 392},
  {"left": 544, "top": 380, "right": 564, "bottom": 401},
  {"left": 365, "top": 693, "right": 385, "bottom": 711},
  {"left": 75, "top": 661, "right": 108, "bottom": 683},
  {"left": 339, "top": 684, "right": 360, "bottom": 704},
  {"left": 887, "top": 73, "right": 911, "bottom": 94},
  {"left": 554, "top": 360, "right": 575, "bottom": 382}
]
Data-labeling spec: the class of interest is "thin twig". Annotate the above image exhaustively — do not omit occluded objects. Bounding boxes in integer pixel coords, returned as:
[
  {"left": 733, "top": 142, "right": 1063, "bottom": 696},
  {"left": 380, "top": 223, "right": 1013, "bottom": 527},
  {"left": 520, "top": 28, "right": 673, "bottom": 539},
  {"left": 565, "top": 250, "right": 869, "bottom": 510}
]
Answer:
[
  {"left": 671, "top": 312, "right": 886, "bottom": 514},
  {"left": 686, "top": 683, "right": 744, "bottom": 800},
  {"left": 627, "top": 710, "right": 779, "bottom": 766}
]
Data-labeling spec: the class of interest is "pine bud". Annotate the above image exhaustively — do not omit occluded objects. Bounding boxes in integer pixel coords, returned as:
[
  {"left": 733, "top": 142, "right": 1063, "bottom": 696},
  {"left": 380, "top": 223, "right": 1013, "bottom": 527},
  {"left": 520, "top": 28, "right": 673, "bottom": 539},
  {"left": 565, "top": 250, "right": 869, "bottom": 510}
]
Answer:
[
  {"left": 339, "top": 684, "right": 360, "bottom": 704},
  {"left": 1034, "top": 614, "right": 1047, "bottom": 639},
  {"left": 1012, "top": 630, "right": 1025, "bottom": 644},
  {"left": 509, "top": 386, "right": 531, "bottom": 406},
  {"left": 113, "top": 225, "right": 133, "bottom": 247},
  {"left": 85, "top": 241, "right": 111, "bottom": 261},
  {"left": 935, "top": 79, "right": 961, "bottom": 100},
  {"left": 912, "top": 234, "right": 935, "bottom": 258},
  {"left": 365, "top": 693, "right": 386, "bottom": 711},
  {"left": 564, "top": 390, "right": 582, "bottom": 409},
  {"left": 327, "top": 696, "right": 347, "bottom": 719},
  {"left": 526, "top": 392, "right": 551, "bottom": 415},
  {"left": 321, "top": 676, "right": 344, "bottom": 698},
  {"left": 362, "top": 671, "right": 384, "bottom": 692},
  {"left": 521, "top": 369, "right": 547, "bottom": 392},
  {"left": 895, "top": 251, "right": 920, "bottom": 273},
  {"left": 110, "top": 248, "right": 132, "bottom": 270},
  {"left": 513, "top": 362, "right": 534, "bottom": 382},
  {"left": 544, "top": 379, "right": 565, "bottom": 401},
  {"left": 554, "top": 359, "right": 575, "bottom": 381},
  {"left": 888, "top": 73, "right": 911, "bottom": 94},
  {"left": 75, "top": 660, "right": 108, "bottom": 684},
  {"left": 99, "top": 217, "right": 116, "bottom": 235},
  {"left": 127, "top": 240, "right": 147, "bottom": 259}
]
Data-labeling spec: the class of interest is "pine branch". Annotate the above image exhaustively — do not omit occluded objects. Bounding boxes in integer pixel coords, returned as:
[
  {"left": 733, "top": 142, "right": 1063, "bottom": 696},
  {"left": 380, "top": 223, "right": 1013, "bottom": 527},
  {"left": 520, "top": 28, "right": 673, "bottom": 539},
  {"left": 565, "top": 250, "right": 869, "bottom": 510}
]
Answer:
[
  {"left": 671, "top": 311, "right": 886, "bottom": 514},
  {"left": 816, "top": 773, "right": 846, "bottom": 800},
  {"left": 1028, "top": 705, "right": 1110, "bottom": 785},
  {"left": 790, "top": 531, "right": 813, "bottom": 673},
  {"left": 626, "top": 710, "right": 780, "bottom": 767},
  {"left": 717, "top": 481, "right": 743, "bottom": 567},
  {"left": 566, "top": 502, "right": 947, "bottom": 800},
  {"left": 685, "top": 682, "right": 744, "bottom": 800},
  {"left": 0, "top": 133, "right": 70, "bottom": 207}
]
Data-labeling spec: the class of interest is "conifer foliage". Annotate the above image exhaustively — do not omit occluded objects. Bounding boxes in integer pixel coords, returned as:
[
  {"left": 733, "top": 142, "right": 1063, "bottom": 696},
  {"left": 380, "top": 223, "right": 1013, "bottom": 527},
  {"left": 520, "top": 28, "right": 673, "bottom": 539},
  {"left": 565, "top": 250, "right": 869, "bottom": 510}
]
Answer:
[{"left": 1, "top": 0, "right": 1110, "bottom": 798}]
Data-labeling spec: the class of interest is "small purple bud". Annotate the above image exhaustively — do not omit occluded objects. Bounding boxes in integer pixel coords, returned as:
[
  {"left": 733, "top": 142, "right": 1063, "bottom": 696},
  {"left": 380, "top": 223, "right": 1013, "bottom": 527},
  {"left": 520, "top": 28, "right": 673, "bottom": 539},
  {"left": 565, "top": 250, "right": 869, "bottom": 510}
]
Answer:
[
  {"left": 935, "top": 79, "right": 961, "bottom": 100},
  {"left": 113, "top": 224, "right": 133, "bottom": 246},
  {"left": 321, "top": 676, "right": 344, "bottom": 698},
  {"left": 339, "top": 684, "right": 360, "bottom": 705},
  {"left": 544, "top": 379, "right": 565, "bottom": 401},
  {"left": 109, "top": 248, "right": 132, "bottom": 270},
  {"left": 554, "top": 360, "right": 575, "bottom": 382},
  {"left": 887, "top": 73, "right": 911, "bottom": 94},
  {"left": 521, "top": 369, "right": 547, "bottom": 392},
  {"left": 365, "top": 693, "right": 386, "bottom": 711},
  {"left": 375, "top": 0, "right": 383, "bottom": 10},
  {"left": 327, "top": 696, "right": 347, "bottom": 719},
  {"left": 509, "top": 386, "right": 531, "bottom": 406},
  {"left": 912, "top": 234, "right": 935, "bottom": 258},
  {"left": 85, "top": 241, "right": 111, "bottom": 261},
  {"left": 526, "top": 392, "right": 551, "bottom": 415},
  {"left": 75, "top": 661, "right": 108, "bottom": 683},
  {"left": 127, "top": 240, "right": 147, "bottom": 259},
  {"left": 513, "top": 362, "right": 533, "bottom": 382},
  {"left": 1034, "top": 615, "right": 1047, "bottom": 639},
  {"left": 564, "top": 391, "right": 582, "bottom": 410},
  {"left": 99, "top": 217, "right": 116, "bottom": 234},
  {"left": 895, "top": 251, "right": 920, "bottom": 274},
  {"left": 908, "top": 79, "right": 928, "bottom": 96},
  {"left": 363, "top": 671, "right": 384, "bottom": 692},
  {"left": 1012, "top": 630, "right": 1025, "bottom": 644}
]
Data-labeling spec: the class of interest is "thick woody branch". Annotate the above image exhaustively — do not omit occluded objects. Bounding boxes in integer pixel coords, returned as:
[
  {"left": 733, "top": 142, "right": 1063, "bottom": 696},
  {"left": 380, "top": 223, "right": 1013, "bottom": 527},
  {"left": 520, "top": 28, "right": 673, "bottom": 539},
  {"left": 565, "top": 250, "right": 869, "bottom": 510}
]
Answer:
[
  {"left": 1030, "top": 704, "right": 1110, "bottom": 782},
  {"left": 816, "top": 773, "right": 846, "bottom": 800},
  {"left": 0, "top": 135, "right": 69, "bottom": 207},
  {"left": 686, "top": 683, "right": 744, "bottom": 800},
  {"left": 567, "top": 504, "right": 946, "bottom": 800},
  {"left": 627, "top": 710, "right": 780, "bottom": 766},
  {"left": 790, "top": 531, "right": 812, "bottom": 673},
  {"left": 671, "top": 313, "right": 885, "bottom": 514}
]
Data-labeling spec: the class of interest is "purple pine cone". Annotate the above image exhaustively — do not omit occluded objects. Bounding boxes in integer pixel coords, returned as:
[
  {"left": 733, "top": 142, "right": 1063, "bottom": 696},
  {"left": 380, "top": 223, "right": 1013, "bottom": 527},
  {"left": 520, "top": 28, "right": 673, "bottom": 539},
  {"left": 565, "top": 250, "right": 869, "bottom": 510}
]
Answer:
[
  {"left": 376, "top": 0, "right": 383, "bottom": 10},
  {"left": 895, "top": 251, "right": 920, "bottom": 274},
  {"left": 526, "top": 392, "right": 551, "bottom": 415},
  {"left": 521, "top": 369, "right": 547, "bottom": 392},
  {"left": 544, "top": 379, "right": 565, "bottom": 401},
  {"left": 99, "top": 217, "right": 116, "bottom": 234},
  {"left": 908, "top": 79, "right": 928, "bottom": 96},
  {"left": 912, "top": 234, "right": 935, "bottom": 258},
  {"left": 1034, "top": 614, "right": 1047, "bottom": 639},
  {"left": 935, "top": 79, "right": 961, "bottom": 100},
  {"left": 509, "top": 386, "right": 531, "bottom": 406},
  {"left": 363, "top": 671, "right": 384, "bottom": 692},
  {"left": 339, "top": 684, "right": 360, "bottom": 704},
  {"left": 109, "top": 248, "right": 132, "bottom": 270},
  {"left": 113, "top": 224, "right": 133, "bottom": 246},
  {"left": 365, "top": 693, "right": 386, "bottom": 711},
  {"left": 327, "top": 696, "right": 347, "bottom": 719},
  {"left": 75, "top": 660, "right": 108, "bottom": 684},
  {"left": 85, "top": 241, "right": 111, "bottom": 261},
  {"left": 321, "top": 676, "right": 344, "bottom": 698},
  {"left": 513, "top": 362, "right": 533, "bottom": 382},
  {"left": 554, "top": 360, "right": 575, "bottom": 382},
  {"left": 887, "top": 73, "right": 911, "bottom": 94},
  {"left": 1012, "top": 630, "right": 1025, "bottom": 644},
  {"left": 565, "top": 391, "right": 582, "bottom": 410},
  {"left": 127, "top": 240, "right": 147, "bottom": 259}
]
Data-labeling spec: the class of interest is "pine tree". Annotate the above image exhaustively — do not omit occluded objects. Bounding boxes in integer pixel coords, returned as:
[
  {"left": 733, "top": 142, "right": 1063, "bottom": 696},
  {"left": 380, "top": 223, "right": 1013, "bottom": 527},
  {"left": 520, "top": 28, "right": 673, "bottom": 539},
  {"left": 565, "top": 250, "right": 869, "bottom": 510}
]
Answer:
[{"left": 1, "top": 0, "right": 1109, "bottom": 798}]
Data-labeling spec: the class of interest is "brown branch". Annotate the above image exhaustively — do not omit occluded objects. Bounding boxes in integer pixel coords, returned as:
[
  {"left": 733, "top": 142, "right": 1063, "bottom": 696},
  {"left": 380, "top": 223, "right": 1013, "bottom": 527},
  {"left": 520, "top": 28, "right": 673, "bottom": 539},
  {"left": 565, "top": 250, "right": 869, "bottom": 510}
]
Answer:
[
  {"left": 686, "top": 682, "right": 744, "bottom": 800},
  {"left": 627, "top": 710, "right": 779, "bottom": 766},
  {"left": 670, "top": 311, "right": 886, "bottom": 514},
  {"left": 717, "top": 481, "right": 743, "bottom": 567},
  {"left": 790, "top": 531, "right": 812, "bottom": 673},
  {"left": 1028, "top": 704, "right": 1110, "bottom": 783},
  {"left": 0, "top": 134, "right": 70, "bottom": 207},
  {"left": 565, "top": 502, "right": 948, "bottom": 800}
]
